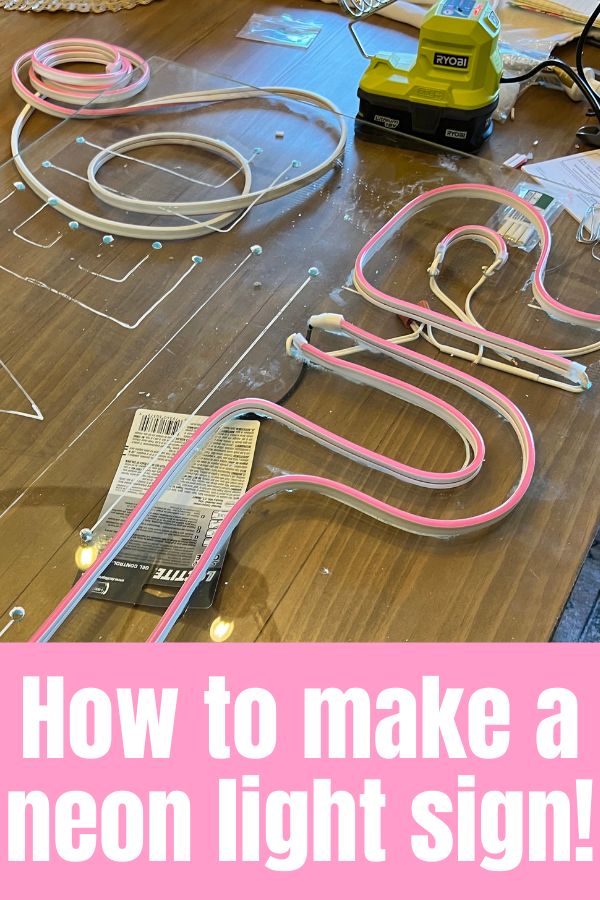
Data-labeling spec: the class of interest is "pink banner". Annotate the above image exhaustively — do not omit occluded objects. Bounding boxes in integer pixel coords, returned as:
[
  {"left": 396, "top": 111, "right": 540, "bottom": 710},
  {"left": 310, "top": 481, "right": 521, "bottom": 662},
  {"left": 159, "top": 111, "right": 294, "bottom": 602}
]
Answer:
[{"left": 0, "top": 643, "right": 596, "bottom": 896}]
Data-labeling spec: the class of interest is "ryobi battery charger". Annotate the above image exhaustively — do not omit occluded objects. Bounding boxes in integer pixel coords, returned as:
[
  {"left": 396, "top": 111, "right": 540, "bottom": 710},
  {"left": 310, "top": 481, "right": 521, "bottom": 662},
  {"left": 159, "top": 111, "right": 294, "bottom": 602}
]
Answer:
[{"left": 342, "top": 0, "right": 502, "bottom": 152}]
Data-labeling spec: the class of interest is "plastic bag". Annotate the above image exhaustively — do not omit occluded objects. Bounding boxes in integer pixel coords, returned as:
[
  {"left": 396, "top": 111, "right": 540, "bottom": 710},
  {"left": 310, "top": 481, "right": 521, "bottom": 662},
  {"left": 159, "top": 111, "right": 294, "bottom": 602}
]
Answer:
[{"left": 237, "top": 14, "right": 323, "bottom": 49}]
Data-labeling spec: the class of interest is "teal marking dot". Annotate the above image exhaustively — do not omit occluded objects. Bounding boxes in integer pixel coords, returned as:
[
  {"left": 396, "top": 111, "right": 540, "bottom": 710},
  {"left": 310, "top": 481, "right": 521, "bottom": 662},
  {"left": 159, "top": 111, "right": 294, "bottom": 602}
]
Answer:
[
  {"left": 14, "top": 182, "right": 25, "bottom": 191},
  {"left": 292, "top": 160, "right": 301, "bottom": 168},
  {"left": 68, "top": 221, "right": 79, "bottom": 230},
  {"left": 251, "top": 244, "right": 263, "bottom": 256},
  {"left": 42, "top": 160, "right": 52, "bottom": 169},
  {"left": 192, "top": 255, "right": 203, "bottom": 264},
  {"left": 48, "top": 197, "right": 58, "bottom": 207},
  {"left": 76, "top": 136, "right": 85, "bottom": 144},
  {"left": 308, "top": 267, "right": 320, "bottom": 277},
  {"left": 102, "top": 235, "right": 114, "bottom": 245},
  {"left": 152, "top": 241, "right": 162, "bottom": 250}
]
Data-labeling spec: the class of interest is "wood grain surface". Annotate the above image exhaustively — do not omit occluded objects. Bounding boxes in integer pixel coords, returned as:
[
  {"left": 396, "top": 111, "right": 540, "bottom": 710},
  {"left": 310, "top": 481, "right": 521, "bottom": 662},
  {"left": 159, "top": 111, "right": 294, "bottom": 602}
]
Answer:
[{"left": 0, "top": 1, "right": 598, "bottom": 643}]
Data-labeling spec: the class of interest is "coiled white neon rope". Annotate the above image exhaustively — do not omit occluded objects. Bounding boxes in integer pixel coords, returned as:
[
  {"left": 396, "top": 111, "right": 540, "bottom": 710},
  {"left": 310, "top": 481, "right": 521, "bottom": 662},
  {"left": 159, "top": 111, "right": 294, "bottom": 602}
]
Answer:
[
  {"left": 11, "top": 39, "right": 347, "bottom": 240},
  {"left": 87, "top": 134, "right": 253, "bottom": 216}
]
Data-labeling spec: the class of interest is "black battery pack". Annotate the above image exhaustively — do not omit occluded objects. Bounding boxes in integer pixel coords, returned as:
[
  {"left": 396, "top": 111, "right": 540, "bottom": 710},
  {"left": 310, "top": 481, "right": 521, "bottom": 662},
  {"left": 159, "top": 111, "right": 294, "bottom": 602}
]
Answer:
[{"left": 356, "top": 89, "right": 498, "bottom": 154}]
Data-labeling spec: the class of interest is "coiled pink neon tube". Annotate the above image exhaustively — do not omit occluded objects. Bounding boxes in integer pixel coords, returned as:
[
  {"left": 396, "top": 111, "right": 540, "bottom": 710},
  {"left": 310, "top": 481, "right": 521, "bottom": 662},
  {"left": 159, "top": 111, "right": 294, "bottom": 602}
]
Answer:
[
  {"left": 13, "top": 39, "right": 151, "bottom": 114},
  {"left": 10, "top": 39, "right": 348, "bottom": 242}
]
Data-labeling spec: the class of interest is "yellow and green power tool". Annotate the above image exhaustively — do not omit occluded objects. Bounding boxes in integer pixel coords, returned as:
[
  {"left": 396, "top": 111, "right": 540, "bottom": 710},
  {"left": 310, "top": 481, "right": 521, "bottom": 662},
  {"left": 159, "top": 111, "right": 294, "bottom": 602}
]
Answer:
[{"left": 343, "top": 0, "right": 502, "bottom": 153}]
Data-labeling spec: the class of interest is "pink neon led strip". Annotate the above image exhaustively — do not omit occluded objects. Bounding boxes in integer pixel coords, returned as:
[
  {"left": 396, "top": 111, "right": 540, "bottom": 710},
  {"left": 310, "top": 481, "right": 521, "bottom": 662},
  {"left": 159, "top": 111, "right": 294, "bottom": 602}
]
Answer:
[
  {"left": 31, "top": 326, "right": 535, "bottom": 643},
  {"left": 12, "top": 40, "right": 152, "bottom": 116},
  {"left": 18, "top": 40, "right": 594, "bottom": 642},
  {"left": 354, "top": 182, "right": 598, "bottom": 351}
]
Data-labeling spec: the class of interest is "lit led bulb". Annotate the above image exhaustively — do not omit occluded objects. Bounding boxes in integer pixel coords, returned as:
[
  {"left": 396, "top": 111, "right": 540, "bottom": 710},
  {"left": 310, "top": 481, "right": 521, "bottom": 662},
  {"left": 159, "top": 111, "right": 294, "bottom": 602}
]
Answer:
[
  {"left": 209, "top": 616, "right": 235, "bottom": 643},
  {"left": 75, "top": 528, "right": 98, "bottom": 572}
]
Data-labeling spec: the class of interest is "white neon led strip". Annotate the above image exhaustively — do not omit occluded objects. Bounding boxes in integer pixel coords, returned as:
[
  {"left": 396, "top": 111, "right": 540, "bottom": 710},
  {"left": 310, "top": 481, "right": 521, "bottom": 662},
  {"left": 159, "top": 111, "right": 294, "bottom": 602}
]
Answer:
[
  {"left": 34, "top": 148, "right": 278, "bottom": 239},
  {"left": 77, "top": 136, "right": 262, "bottom": 191},
  {"left": 10, "top": 39, "right": 348, "bottom": 241}
]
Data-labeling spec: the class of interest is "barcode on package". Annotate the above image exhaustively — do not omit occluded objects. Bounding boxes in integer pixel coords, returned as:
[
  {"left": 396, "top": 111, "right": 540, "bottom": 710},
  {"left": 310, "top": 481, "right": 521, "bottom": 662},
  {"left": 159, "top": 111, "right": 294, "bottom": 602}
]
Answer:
[{"left": 138, "top": 413, "right": 182, "bottom": 437}]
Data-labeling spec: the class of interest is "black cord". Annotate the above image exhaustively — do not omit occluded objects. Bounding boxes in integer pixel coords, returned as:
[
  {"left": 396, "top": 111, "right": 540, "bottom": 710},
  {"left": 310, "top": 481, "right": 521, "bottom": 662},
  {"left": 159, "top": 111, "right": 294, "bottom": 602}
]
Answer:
[
  {"left": 274, "top": 323, "right": 313, "bottom": 406},
  {"left": 501, "top": 58, "right": 600, "bottom": 121},
  {"left": 500, "top": 1, "right": 600, "bottom": 126},
  {"left": 576, "top": 0, "right": 600, "bottom": 80},
  {"left": 220, "top": 325, "right": 314, "bottom": 424},
  {"left": 261, "top": 8, "right": 600, "bottom": 413}
]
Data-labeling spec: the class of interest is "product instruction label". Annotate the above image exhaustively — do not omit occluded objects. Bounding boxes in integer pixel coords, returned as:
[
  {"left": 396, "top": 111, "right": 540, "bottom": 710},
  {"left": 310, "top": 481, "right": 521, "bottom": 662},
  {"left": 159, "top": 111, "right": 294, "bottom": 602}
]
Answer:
[{"left": 86, "top": 409, "right": 259, "bottom": 609}]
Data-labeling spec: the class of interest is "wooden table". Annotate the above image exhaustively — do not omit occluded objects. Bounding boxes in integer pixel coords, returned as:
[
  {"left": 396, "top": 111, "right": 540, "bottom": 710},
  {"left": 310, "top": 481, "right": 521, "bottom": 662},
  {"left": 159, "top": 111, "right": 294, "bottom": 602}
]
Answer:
[{"left": 0, "top": 0, "right": 598, "bottom": 643}]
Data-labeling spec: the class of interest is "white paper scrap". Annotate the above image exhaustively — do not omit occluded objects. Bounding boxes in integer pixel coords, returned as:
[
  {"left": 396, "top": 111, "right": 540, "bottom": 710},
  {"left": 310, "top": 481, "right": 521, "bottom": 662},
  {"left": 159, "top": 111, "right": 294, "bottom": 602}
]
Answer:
[{"left": 523, "top": 149, "right": 600, "bottom": 224}]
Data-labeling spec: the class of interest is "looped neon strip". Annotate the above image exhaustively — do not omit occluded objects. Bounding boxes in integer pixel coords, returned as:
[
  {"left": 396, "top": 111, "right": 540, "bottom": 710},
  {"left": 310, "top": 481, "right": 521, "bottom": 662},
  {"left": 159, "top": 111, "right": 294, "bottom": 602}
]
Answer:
[
  {"left": 429, "top": 225, "right": 509, "bottom": 277},
  {"left": 354, "top": 183, "right": 599, "bottom": 346},
  {"left": 13, "top": 39, "right": 151, "bottom": 113},
  {"left": 427, "top": 222, "right": 600, "bottom": 369},
  {"left": 31, "top": 313, "right": 535, "bottom": 643}
]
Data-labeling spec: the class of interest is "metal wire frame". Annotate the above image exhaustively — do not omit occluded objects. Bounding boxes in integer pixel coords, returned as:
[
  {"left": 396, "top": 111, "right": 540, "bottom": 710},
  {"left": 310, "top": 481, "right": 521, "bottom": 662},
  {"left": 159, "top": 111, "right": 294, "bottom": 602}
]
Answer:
[{"left": 338, "top": 0, "right": 398, "bottom": 18}]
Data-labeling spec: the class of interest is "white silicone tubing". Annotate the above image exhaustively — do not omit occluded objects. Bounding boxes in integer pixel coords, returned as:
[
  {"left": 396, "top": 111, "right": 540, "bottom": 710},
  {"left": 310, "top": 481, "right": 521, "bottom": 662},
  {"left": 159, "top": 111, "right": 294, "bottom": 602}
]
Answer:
[{"left": 11, "top": 39, "right": 348, "bottom": 240}]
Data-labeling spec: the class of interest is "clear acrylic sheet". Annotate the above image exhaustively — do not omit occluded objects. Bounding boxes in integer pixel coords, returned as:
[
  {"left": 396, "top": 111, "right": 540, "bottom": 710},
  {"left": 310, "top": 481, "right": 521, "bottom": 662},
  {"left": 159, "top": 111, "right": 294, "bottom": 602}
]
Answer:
[{"left": 0, "top": 55, "right": 598, "bottom": 642}]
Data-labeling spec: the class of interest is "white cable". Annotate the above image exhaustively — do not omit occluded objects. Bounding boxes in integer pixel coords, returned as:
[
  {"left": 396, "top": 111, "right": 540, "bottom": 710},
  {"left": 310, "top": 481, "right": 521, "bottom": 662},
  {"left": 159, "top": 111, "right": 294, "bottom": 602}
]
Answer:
[{"left": 429, "top": 235, "right": 600, "bottom": 371}]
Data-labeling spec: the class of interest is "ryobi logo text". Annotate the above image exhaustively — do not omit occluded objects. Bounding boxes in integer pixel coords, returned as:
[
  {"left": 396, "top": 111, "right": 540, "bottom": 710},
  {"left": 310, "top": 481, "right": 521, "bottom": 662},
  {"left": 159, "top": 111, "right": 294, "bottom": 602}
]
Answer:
[{"left": 433, "top": 52, "right": 469, "bottom": 69}]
